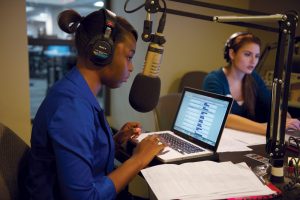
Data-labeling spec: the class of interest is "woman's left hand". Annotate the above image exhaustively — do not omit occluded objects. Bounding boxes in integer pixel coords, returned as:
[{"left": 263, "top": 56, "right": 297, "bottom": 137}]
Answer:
[{"left": 114, "top": 122, "right": 142, "bottom": 145}]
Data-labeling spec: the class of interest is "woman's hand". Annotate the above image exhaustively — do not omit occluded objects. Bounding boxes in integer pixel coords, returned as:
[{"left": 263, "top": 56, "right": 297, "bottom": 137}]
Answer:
[
  {"left": 132, "top": 135, "right": 166, "bottom": 168},
  {"left": 108, "top": 134, "right": 166, "bottom": 193},
  {"left": 285, "top": 118, "right": 300, "bottom": 130},
  {"left": 114, "top": 122, "right": 142, "bottom": 146}
]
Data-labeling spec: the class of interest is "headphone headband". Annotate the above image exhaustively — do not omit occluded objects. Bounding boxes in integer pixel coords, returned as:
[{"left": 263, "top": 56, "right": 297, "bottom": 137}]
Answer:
[
  {"left": 105, "top": 9, "right": 116, "bottom": 26},
  {"left": 224, "top": 32, "right": 250, "bottom": 62}
]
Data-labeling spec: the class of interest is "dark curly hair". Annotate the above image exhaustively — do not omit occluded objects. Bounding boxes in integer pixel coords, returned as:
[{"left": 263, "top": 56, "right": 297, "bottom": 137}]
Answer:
[{"left": 57, "top": 9, "right": 138, "bottom": 57}]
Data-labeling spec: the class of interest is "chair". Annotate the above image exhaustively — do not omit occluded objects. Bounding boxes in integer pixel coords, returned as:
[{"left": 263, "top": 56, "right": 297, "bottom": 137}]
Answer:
[
  {"left": 0, "top": 122, "right": 30, "bottom": 200},
  {"left": 153, "top": 93, "right": 182, "bottom": 131},
  {"left": 178, "top": 71, "right": 208, "bottom": 92}
]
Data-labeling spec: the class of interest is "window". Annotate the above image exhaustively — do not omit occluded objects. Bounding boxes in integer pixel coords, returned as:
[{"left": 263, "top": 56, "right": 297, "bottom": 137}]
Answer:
[{"left": 26, "top": 0, "right": 110, "bottom": 119}]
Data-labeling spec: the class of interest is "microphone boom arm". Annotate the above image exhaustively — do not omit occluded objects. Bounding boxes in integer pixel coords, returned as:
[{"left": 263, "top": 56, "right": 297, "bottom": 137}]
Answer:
[
  {"left": 213, "top": 14, "right": 287, "bottom": 22},
  {"left": 266, "top": 13, "right": 297, "bottom": 183}
]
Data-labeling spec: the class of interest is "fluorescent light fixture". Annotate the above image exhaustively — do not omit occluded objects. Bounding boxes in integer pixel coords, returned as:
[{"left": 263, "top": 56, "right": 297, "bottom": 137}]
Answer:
[
  {"left": 27, "top": 0, "right": 75, "bottom": 5},
  {"left": 39, "top": 13, "right": 48, "bottom": 19},
  {"left": 94, "top": 1, "right": 104, "bottom": 8},
  {"left": 30, "top": 12, "right": 48, "bottom": 22},
  {"left": 26, "top": 6, "right": 35, "bottom": 12}
]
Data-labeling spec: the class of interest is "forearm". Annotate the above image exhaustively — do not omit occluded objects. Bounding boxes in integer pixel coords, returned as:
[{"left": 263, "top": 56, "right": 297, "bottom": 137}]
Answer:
[
  {"left": 109, "top": 133, "right": 165, "bottom": 193},
  {"left": 225, "top": 114, "right": 267, "bottom": 135},
  {"left": 108, "top": 155, "right": 143, "bottom": 193}
]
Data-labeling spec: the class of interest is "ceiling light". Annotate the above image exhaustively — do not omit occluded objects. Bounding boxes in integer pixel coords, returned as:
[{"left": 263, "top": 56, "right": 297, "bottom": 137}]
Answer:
[
  {"left": 94, "top": 1, "right": 104, "bottom": 8},
  {"left": 26, "top": 6, "right": 34, "bottom": 12}
]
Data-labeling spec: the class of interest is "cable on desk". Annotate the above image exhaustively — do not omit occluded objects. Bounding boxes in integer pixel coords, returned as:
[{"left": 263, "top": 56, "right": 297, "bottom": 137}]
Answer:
[{"left": 284, "top": 136, "right": 300, "bottom": 191}]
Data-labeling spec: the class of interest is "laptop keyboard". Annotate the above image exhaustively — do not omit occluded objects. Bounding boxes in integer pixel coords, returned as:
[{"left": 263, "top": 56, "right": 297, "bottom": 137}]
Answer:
[{"left": 159, "top": 133, "right": 204, "bottom": 154}]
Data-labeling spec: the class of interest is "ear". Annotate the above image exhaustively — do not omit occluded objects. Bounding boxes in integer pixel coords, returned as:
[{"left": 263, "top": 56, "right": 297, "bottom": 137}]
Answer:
[{"left": 229, "top": 49, "right": 235, "bottom": 61}]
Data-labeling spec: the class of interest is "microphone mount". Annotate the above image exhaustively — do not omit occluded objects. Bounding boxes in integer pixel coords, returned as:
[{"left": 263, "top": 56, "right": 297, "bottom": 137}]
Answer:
[
  {"left": 124, "top": 0, "right": 167, "bottom": 44},
  {"left": 145, "top": 0, "right": 161, "bottom": 13},
  {"left": 142, "top": 0, "right": 167, "bottom": 45}
]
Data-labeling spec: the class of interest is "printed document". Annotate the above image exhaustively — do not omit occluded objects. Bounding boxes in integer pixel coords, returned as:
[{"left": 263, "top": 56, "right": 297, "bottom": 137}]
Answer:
[{"left": 141, "top": 161, "right": 274, "bottom": 200}]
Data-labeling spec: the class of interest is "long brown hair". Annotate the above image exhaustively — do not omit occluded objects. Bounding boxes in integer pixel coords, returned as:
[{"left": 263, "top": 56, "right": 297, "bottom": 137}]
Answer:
[{"left": 225, "top": 33, "right": 261, "bottom": 118}]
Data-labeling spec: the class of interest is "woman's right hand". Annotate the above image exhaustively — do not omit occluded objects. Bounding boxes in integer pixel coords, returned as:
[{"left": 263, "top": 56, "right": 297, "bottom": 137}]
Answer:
[
  {"left": 286, "top": 118, "right": 300, "bottom": 130},
  {"left": 132, "top": 135, "right": 166, "bottom": 168}
]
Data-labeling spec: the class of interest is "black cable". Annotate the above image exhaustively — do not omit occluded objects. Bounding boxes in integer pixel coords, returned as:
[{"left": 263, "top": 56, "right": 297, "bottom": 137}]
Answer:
[
  {"left": 157, "top": 0, "right": 167, "bottom": 33},
  {"left": 124, "top": 0, "right": 146, "bottom": 13}
]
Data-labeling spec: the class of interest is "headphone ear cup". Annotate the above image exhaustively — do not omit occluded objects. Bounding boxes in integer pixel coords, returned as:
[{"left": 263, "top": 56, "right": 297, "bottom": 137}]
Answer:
[
  {"left": 224, "top": 42, "right": 231, "bottom": 62},
  {"left": 88, "top": 35, "right": 114, "bottom": 66}
]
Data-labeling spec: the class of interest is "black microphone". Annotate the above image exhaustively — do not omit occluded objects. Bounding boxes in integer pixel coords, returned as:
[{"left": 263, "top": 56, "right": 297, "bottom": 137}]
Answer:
[{"left": 129, "top": 40, "right": 163, "bottom": 112}]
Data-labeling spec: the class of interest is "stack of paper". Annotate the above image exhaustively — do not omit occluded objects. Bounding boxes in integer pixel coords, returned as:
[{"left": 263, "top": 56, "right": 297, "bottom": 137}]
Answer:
[
  {"left": 141, "top": 161, "right": 275, "bottom": 200},
  {"left": 217, "top": 128, "right": 266, "bottom": 152}
]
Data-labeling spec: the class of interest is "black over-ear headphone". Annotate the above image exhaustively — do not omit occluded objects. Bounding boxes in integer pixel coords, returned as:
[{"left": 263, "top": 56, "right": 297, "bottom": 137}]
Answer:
[
  {"left": 224, "top": 32, "right": 250, "bottom": 62},
  {"left": 88, "top": 9, "right": 117, "bottom": 66}
]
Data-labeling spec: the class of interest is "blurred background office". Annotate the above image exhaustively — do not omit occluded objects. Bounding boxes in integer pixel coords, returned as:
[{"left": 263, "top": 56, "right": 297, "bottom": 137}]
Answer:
[{"left": 1, "top": 0, "right": 300, "bottom": 146}]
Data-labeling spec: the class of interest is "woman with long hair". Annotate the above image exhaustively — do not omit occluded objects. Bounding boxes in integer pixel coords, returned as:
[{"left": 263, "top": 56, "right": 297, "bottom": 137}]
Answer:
[{"left": 203, "top": 32, "right": 300, "bottom": 135}]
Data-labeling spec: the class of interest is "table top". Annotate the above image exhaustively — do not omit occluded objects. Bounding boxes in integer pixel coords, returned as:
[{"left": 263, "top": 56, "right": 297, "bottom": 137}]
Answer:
[{"left": 116, "top": 142, "right": 300, "bottom": 199}]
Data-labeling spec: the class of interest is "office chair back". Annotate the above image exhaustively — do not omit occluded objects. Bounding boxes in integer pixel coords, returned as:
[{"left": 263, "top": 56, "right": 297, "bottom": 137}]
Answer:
[
  {"left": 154, "top": 93, "right": 182, "bottom": 131},
  {"left": 0, "top": 122, "right": 30, "bottom": 200},
  {"left": 178, "top": 71, "right": 208, "bottom": 92}
]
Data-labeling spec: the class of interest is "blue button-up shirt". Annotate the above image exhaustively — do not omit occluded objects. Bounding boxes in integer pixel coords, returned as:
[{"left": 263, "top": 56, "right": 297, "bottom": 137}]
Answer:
[{"left": 27, "top": 67, "right": 116, "bottom": 200}]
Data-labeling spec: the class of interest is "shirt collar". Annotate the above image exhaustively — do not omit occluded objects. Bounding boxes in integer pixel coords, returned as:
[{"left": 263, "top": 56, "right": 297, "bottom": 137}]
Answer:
[{"left": 65, "top": 67, "right": 102, "bottom": 112}]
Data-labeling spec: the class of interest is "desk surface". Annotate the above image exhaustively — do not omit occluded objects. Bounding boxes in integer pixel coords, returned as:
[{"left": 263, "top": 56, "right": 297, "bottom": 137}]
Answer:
[{"left": 116, "top": 143, "right": 300, "bottom": 199}]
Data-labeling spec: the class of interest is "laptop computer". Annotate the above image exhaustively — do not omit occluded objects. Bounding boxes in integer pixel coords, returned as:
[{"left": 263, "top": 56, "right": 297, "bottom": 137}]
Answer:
[{"left": 136, "top": 87, "right": 233, "bottom": 163}]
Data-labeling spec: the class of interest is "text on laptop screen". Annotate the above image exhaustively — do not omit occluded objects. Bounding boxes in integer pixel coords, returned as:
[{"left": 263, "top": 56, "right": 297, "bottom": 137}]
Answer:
[{"left": 173, "top": 91, "right": 229, "bottom": 146}]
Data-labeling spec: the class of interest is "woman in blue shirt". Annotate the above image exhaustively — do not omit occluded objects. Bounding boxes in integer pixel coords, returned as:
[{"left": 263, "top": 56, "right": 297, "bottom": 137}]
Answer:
[
  {"left": 203, "top": 32, "right": 300, "bottom": 135},
  {"left": 26, "top": 8, "right": 166, "bottom": 200}
]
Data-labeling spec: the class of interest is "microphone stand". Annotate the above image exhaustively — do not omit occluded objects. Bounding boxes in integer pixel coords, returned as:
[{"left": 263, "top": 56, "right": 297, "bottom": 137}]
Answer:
[
  {"left": 266, "top": 13, "right": 297, "bottom": 183},
  {"left": 214, "top": 12, "right": 298, "bottom": 183}
]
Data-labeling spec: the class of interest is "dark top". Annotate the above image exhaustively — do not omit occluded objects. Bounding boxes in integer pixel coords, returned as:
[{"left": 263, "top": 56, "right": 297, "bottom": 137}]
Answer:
[
  {"left": 202, "top": 68, "right": 271, "bottom": 122},
  {"left": 27, "top": 67, "right": 116, "bottom": 200}
]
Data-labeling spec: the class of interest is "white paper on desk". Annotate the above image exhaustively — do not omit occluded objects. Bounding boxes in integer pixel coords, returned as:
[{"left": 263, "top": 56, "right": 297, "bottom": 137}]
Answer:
[
  {"left": 216, "top": 128, "right": 266, "bottom": 153},
  {"left": 217, "top": 134, "right": 253, "bottom": 152},
  {"left": 223, "top": 128, "right": 266, "bottom": 146},
  {"left": 141, "top": 161, "right": 274, "bottom": 200}
]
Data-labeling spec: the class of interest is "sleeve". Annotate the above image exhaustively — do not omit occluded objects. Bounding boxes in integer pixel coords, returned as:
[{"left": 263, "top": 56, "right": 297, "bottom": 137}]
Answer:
[
  {"left": 202, "top": 71, "right": 227, "bottom": 95},
  {"left": 48, "top": 98, "right": 116, "bottom": 200}
]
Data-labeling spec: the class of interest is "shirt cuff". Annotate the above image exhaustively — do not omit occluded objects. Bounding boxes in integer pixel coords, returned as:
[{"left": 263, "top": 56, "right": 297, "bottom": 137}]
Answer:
[{"left": 94, "top": 176, "right": 117, "bottom": 200}]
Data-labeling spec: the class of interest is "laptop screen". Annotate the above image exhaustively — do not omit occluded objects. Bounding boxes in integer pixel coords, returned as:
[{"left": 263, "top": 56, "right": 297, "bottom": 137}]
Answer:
[{"left": 173, "top": 88, "right": 232, "bottom": 150}]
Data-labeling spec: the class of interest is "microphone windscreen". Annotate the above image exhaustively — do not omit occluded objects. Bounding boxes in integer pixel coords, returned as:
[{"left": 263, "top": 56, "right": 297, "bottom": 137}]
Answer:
[{"left": 129, "top": 73, "right": 161, "bottom": 113}]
